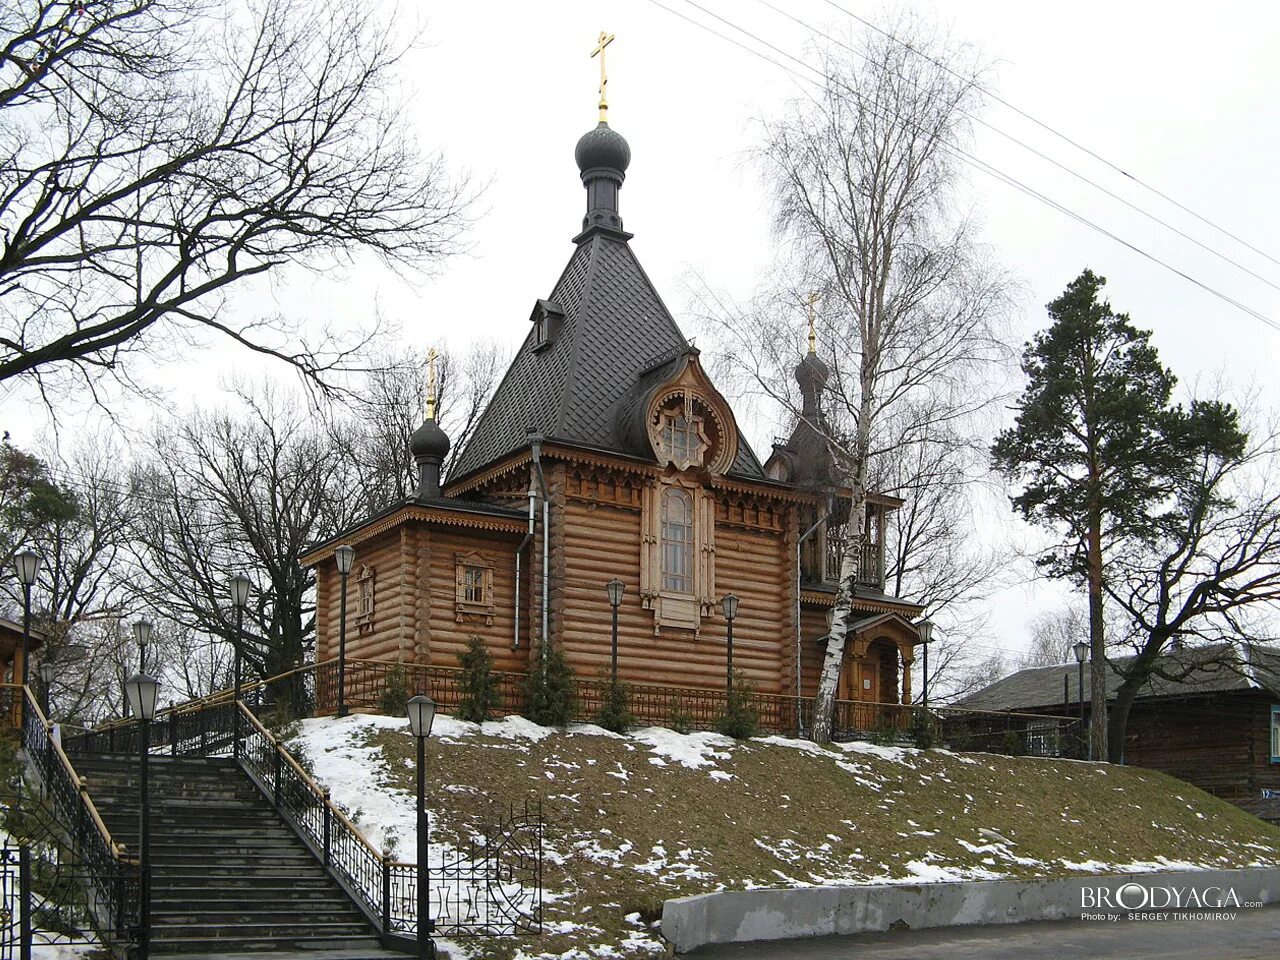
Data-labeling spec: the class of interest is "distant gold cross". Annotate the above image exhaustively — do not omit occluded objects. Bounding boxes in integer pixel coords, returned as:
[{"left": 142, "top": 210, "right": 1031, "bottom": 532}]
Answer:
[
  {"left": 806, "top": 292, "right": 819, "bottom": 353},
  {"left": 426, "top": 348, "right": 438, "bottom": 420},
  {"left": 591, "top": 31, "right": 615, "bottom": 121}
]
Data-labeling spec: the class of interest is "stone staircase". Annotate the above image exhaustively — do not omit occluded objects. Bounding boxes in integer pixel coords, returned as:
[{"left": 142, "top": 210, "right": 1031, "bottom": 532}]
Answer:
[{"left": 74, "top": 754, "right": 402, "bottom": 958}]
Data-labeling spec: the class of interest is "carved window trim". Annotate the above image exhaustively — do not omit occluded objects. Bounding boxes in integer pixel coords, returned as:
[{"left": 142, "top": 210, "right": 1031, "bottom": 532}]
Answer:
[
  {"left": 356, "top": 564, "right": 375, "bottom": 633},
  {"left": 455, "top": 551, "right": 495, "bottom": 625},
  {"left": 640, "top": 477, "right": 716, "bottom": 633}
]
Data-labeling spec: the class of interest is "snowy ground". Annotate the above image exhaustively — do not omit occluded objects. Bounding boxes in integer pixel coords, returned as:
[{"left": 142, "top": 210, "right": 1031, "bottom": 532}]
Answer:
[{"left": 288, "top": 713, "right": 1280, "bottom": 960}]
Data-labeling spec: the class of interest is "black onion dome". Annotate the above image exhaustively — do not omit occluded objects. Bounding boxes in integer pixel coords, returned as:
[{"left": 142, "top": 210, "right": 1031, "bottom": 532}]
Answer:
[
  {"left": 795, "top": 350, "right": 830, "bottom": 393},
  {"left": 575, "top": 121, "right": 631, "bottom": 175},
  {"left": 409, "top": 418, "right": 450, "bottom": 460}
]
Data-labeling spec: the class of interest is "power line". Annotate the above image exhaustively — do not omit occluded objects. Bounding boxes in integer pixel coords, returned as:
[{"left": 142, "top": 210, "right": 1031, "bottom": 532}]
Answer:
[
  {"left": 644, "top": 0, "right": 1280, "bottom": 334},
  {"left": 749, "top": 0, "right": 1280, "bottom": 297},
  {"left": 816, "top": 0, "right": 1280, "bottom": 273}
]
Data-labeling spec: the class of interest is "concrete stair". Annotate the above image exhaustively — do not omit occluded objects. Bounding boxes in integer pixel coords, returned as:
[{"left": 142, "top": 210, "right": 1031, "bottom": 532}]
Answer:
[{"left": 73, "top": 754, "right": 404, "bottom": 958}]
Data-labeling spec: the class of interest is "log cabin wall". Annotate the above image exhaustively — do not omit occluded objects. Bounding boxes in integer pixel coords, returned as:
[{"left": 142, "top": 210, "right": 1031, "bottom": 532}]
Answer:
[
  {"left": 313, "top": 520, "right": 527, "bottom": 674},
  {"left": 799, "top": 605, "right": 830, "bottom": 699},
  {"left": 1124, "top": 693, "right": 1280, "bottom": 800}
]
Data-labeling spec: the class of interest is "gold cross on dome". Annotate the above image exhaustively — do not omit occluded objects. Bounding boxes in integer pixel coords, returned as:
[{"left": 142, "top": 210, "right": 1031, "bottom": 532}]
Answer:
[
  {"left": 426, "top": 348, "right": 438, "bottom": 421},
  {"left": 806, "top": 292, "right": 819, "bottom": 353},
  {"left": 591, "top": 31, "right": 615, "bottom": 121}
]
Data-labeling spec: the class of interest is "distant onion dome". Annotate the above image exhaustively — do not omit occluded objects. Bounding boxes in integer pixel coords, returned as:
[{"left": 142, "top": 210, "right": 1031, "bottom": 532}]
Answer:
[{"left": 795, "top": 349, "right": 830, "bottom": 414}]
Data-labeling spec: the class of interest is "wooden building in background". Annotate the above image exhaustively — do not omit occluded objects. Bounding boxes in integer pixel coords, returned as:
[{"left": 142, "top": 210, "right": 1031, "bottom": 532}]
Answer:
[{"left": 300, "top": 113, "right": 925, "bottom": 722}]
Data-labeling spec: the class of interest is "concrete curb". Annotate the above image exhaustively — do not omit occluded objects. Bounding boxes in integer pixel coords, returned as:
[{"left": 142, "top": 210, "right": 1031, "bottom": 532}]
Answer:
[{"left": 661, "top": 867, "right": 1280, "bottom": 953}]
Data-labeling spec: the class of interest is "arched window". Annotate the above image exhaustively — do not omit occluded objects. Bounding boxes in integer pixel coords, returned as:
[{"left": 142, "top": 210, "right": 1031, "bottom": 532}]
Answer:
[{"left": 660, "top": 487, "right": 694, "bottom": 593}]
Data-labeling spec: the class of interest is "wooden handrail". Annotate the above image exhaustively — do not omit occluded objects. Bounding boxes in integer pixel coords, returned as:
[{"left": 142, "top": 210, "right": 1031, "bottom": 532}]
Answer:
[
  {"left": 235, "top": 701, "right": 386, "bottom": 864},
  {"left": 3, "top": 683, "right": 128, "bottom": 860}
]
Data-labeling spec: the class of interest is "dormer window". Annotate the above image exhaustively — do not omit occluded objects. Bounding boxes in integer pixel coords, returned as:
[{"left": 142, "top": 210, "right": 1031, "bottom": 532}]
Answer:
[{"left": 529, "top": 299, "right": 565, "bottom": 352}]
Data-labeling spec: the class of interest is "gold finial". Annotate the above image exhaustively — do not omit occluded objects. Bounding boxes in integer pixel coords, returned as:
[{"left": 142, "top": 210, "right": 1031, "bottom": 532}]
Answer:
[
  {"left": 591, "top": 30, "right": 615, "bottom": 122},
  {"left": 806, "top": 292, "right": 819, "bottom": 353},
  {"left": 426, "top": 348, "right": 438, "bottom": 421}
]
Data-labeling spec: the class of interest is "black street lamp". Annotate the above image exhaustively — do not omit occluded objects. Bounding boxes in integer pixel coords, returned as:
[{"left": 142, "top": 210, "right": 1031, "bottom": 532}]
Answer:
[
  {"left": 38, "top": 660, "right": 55, "bottom": 721},
  {"left": 1073, "top": 639, "right": 1090, "bottom": 760},
  {"left": 721, "top": 594, "right": 740, "bottom": 697},
  {"left": 133, "top": 620, "right": 153, "bottom": 675},
  {"left": 125, "top": 672, "right": 160, "bottom": 960},
  {"left": 917, "top": 620, "right": 934, "bottom": 709},
  {"left": 407, "top": 695, "right": 437, "bottom": 960},
  {"left": 14, "top": 549, "right": 41, "bottom": 725},
  {"left": 605, "top": 579, "right": 624, "bottom": 685},
  {"left": 334, "top": 544, "right": 355, "bottom": 717},
  {"left": 229, "top": 573, "right": 251, "bottom": 754}
]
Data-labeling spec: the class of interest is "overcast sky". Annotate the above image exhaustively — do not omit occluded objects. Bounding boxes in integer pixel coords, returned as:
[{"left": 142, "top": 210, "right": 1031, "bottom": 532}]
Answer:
[{"left": 6, "top": 0, "right": 1280, "bottom": 660}]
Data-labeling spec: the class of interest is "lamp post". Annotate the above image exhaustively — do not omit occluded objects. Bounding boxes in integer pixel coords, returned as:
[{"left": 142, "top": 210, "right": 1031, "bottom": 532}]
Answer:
[
  {"left": 38, "top": 660, "right": 55, "bottom": 721},
  {"left": 917, "top": 620, "right": 934, "bottom": 709},
  {"left": 14, "top": 549, "right": 41, "bottom": 725},
  {"left": 334, "top": 544, "right": 355, "bottom": 717},
  {"left": 721, "top": 594, "right": 740, "bottom": 698},
  {"left": 605, "top": 579, "right": 624, "bottom": 685},
  {"left": 229, "top": 573, "right": 251, "bottom": 754},
  {"left": 1073, "top": 639, "right": 1090, "bottom": 760},
  {"left": 133, "top": 620, "right": 154, "bottom": 675},
  {"left": 125, "top": 672, "right": 160, "bottom": 960},
  {"left": 407, "top": 695, "right": 437, "bottom": 960}
]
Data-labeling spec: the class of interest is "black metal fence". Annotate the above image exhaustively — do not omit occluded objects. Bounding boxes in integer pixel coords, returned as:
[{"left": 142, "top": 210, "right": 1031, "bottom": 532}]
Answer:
[{"left": 11, "top": 686, "right": 139, "bottom": 956}]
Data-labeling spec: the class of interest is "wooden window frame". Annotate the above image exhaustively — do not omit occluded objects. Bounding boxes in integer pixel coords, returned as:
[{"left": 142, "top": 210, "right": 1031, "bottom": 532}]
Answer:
[
  {"left": 455, "top": 551, "right": 496, "bottom": 625},
  {"left": 1271, "top": 705, "right": 1280, "bottom": 764},
  {"left": 355, "top": 565, "right": 375, "bottom": 633},
  {"left": 640, "top": 477, "right": 716, "bottom": 634}
]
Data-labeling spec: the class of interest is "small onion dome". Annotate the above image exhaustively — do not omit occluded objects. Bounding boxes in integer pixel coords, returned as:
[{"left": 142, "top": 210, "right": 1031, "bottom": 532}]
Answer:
[
  {"left": 575, "top": 121, "right": 631, "bottom": 176},
  {"left": 409, "top": 417, "right": 450, "bottom": 462},
  {"left": 795, "top": 349, "right": 830, "bottom": 395}
]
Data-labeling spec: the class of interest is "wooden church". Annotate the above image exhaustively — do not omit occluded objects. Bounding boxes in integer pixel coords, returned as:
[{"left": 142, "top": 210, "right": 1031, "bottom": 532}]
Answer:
[{"left": 302, "top": 85, "right": 927, "bottom": 728}]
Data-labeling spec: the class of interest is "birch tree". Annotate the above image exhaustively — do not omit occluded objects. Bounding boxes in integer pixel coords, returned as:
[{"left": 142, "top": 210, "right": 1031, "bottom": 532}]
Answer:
[{"left": 742, "top": 24, "right": 1008, "bottom": 741}]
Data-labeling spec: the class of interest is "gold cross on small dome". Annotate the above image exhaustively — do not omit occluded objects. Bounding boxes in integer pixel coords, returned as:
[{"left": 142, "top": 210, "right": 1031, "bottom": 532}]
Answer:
[{"left": 591, "top": 31, "right": 615, "bottom": 122}]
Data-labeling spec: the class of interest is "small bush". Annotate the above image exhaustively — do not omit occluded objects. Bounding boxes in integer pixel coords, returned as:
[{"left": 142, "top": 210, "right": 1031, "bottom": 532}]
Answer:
[
  {"left": 715, "top": 672, "right": 759, "bottom": 740},
  {"left": 523, "top": 644, "right": 577, "bottom": 727},
  {"left": 456, "top": 636, "right": 502, "bottom": 723},
  {"left": 1002, "top": 728, "right": 1024, "bottom": 756},
  {"left": 667, "top": 696, "right": 694, "bottom": 735},
  {"left": 594, "top": 674, "right": 635, "bottom": 734},
  {"left": 379, "top": 663, "right": 410, "bottom": 716},
  {"left": 868, "top": 711, "right": 900, "bottom": 745},
  {"left": 907, "top": 706, "right": 935, "bottom": 749}
]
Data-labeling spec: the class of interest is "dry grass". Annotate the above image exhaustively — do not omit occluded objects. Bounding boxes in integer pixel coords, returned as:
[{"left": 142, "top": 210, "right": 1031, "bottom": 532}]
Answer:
[{"left": 326, "top": 720, "right": 1280, "bottom": 959}]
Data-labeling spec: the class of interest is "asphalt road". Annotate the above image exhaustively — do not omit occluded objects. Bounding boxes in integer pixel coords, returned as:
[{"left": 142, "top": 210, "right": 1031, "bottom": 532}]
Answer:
[{"left": 687, "top": 906, "right": 1280, "bottom": 960}]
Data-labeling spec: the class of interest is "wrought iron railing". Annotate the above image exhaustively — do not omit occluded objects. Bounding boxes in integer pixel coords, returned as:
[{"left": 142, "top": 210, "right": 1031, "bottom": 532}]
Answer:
[{"left": 7, "top": 685, "right": 140, "bottom": 954}]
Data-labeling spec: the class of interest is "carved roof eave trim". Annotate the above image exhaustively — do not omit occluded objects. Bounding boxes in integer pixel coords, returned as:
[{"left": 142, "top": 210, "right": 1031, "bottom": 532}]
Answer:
[
  {"left": 300, "top": 505, "right": 525, "bottom": 568},
  {"left": 799, "top": 590, "right": 926, "bottom": 617},
  {"left": 445, "top": 442, "right": 816, "bottom": 504}
]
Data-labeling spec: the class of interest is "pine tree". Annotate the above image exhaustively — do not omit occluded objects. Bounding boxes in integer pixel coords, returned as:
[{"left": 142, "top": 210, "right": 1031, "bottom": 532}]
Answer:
[
  {"left": 522, "top": 644, "right": 577, "bottom": 727},
  {"left": 456, "top": 636, "right": 502, "bottom": 723},
  {"left": 992, "top": 269, "right": 1245, "bottom": 760}
]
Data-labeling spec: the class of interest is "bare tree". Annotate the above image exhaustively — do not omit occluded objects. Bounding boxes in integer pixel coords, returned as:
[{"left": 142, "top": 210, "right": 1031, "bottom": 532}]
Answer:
[
  {"left": 129, "top": 384, "right": 357, "bottom": 686},
  {"left": 332, "top": 341, "right": 507, "bottom": 514},
  {"left": 1103, "top": 414, "right": 1280, "bottom": 760},
  {"left": 1024, "top": 604, "right": 1088, "bottom": 668},
  {"left": 706, "top": 19, "right": 1010, "bottom": 741},
  {"left": 0, "top": 0, "right": 469, "bottom": 398}
]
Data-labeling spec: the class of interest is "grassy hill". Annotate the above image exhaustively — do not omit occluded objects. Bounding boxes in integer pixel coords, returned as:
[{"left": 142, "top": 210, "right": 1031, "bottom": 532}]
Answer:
[{"left": 288, "top": 714, "right": 1280, "bottom": 959}]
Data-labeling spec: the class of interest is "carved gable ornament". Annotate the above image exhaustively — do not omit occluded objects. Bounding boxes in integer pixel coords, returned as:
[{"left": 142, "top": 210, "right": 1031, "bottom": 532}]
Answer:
[{"left": 643, "top": 354, "right": 738, "bottom": 476}]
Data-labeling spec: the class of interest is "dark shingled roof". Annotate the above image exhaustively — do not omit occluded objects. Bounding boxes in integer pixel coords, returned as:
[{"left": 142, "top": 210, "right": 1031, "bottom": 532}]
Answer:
[
  {"left": 956, "top": 642, "right": 1280, "bottom": 712},
  {"left": 446, "top": 232, "right": 766, "bottom": 484}
]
